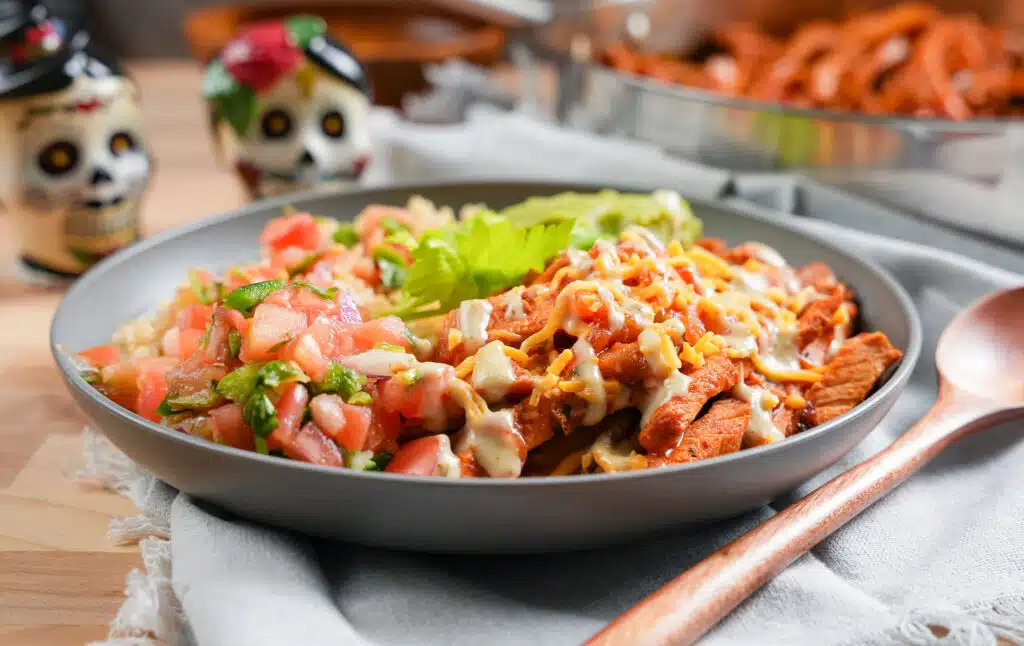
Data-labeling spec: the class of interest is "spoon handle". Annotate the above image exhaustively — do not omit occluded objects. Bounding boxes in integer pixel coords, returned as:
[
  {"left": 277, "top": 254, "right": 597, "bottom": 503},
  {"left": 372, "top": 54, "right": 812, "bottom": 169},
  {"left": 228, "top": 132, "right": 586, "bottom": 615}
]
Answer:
[{"left": 586, "top": 387, "right": 1000, "bottom": 646}]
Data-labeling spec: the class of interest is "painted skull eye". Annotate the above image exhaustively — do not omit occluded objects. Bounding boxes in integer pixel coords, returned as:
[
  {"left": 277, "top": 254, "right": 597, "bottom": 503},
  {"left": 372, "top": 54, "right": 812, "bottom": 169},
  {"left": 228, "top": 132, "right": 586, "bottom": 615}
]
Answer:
[
  {"left": 38, "top": 141, "right": 80, "bottom": 176},
  {"left": 260, "top": 109, "right": 293, "bottom": 139},
  {"left": 321, "top": 110, "right": 345, "bottom": 139},
  {"left": 109, "top": 132, "right": 136, "bottom": 156}
]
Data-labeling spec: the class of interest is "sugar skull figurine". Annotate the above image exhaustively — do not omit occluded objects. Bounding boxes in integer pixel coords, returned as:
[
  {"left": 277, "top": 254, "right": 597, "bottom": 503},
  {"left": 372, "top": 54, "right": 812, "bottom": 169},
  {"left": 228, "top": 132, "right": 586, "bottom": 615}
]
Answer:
[
  {"left": 0, "top": 1, "right": 151, "bottom": 282},
  {"left": 203, "top": 16, "right": 372, "bottom": 200}
]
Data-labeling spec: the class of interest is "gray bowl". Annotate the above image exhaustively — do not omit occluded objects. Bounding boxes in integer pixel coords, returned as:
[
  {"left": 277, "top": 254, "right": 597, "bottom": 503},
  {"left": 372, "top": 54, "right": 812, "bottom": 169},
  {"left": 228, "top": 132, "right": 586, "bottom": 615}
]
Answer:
[{"left": 51, "top": 182, "right": 921, "bottom": 553}]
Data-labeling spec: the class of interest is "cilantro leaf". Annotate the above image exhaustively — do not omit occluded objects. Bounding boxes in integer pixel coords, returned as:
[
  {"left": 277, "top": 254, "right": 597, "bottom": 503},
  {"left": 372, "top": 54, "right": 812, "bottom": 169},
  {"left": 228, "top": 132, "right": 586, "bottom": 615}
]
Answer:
[
  {"left": 391, "top": 213, "right": 574, "bottom": 320},
  {"left": 243, "top": 386, "right": 279, "bottom": 438}
]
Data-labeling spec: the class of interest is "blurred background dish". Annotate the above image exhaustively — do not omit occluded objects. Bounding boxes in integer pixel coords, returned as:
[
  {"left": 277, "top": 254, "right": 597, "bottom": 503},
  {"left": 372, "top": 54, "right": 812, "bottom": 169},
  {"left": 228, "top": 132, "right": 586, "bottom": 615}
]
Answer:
[
  {"left": 183, "top": 2, "right": 506, "bottom": 108},
  {"left": 533, "top": 0, "right": 1024, "bottom": 244}
]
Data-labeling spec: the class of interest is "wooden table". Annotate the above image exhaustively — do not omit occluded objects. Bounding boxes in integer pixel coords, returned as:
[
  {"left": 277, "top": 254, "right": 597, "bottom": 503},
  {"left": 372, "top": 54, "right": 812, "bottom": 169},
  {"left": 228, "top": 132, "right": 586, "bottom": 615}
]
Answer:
[{"left": 0, "top": 61, "right": 246, "bottom": 646}]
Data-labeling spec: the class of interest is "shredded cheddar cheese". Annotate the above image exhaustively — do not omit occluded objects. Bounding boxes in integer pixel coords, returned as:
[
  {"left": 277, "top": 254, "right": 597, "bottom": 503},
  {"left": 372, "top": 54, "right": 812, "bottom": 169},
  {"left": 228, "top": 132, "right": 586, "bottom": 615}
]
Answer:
[
  {"left": 784, "top": 393, "right": 808, "bottom": 410},
  {"left": 447, "top": 328, "right": 463, "bottom": 351}
]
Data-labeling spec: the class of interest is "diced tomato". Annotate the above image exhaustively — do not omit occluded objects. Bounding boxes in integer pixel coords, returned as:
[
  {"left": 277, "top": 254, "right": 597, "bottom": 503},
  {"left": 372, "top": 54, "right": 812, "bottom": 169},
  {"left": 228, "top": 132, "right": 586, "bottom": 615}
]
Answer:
[
  {"left": 243, "top": 303, "right": 307, "bottom": 360},
  {"left": 165, "top": 352, "right": 227, "bottom": 399},
  {"left": 270, "top": 245, "right": 312, "bottom": 272},
  {"left": 203, "top": 309, "right": 236, "bottom": 364},
  {"left": 281, "top": 332, "right": 326, "bottom": 380},
  {"left": 263, "top": 284, "right": 339, "bottom": 326},
  {"left": 363, "top": 384, "right": 401, "bottom": 453},
  {"left": 260, "top": 212, "right": 322, "bottom": 252},
  {"left": 284, "top": 422, "right": 345, "bottom": 466},
  {"left": 78, "top": 344, "right": 121, "bottom": 368},
  {"left": 385, "top": 435, "right": 458, "bottom": 476},
  {"left": 281, "top": 318, "right": 358, "bottom": 380},
  {"left": 376, "top": 364, "right": 454, "bottom": 422},
  {"left": 310, "top": 394, "right": 371, "bottom": 452},
  {"left": 351, "top": 257, "right": 378, "bottom": 285},
  {"left": 351, "top": 316, "right": 410, "bottom": 351},
  {"left": 209, "top": 403, "right": 254, "bottom": 450},
  {"left": 569, "top": 291, "right": 612, "bottom": 328},
  {"left": 135, "top": 365, "right": 172, "bottom": 422},
  {"left": 101, "top": 357, "right": 177, "bottom": 407},
  {"left": 176, "top": 304, "right": 214, "bottom": 331},
  {"left": 267, "top": 383, "right": 309, "bottom": 451},
  {"left": 178, "top": 328, "right": 205, "bottom": 360},
  {"left": 356, "top": 205, "right": 415, "bottom": 239},
  {"left": 220, "top": 308, "right": 249, "bottom": 336}
]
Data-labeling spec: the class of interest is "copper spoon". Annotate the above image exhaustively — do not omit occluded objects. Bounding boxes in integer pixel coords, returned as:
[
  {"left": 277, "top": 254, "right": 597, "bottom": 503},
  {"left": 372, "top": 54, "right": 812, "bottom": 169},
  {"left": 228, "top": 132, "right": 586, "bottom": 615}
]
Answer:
[{"left": 588, "top": 286, "right": 1024, "bottom": 646}]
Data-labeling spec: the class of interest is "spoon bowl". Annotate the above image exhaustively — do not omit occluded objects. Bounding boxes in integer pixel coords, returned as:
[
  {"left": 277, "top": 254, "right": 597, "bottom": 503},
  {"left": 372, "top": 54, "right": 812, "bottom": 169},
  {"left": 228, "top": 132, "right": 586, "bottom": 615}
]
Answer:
[
  {"left": 936, "top": 286, "right": 1024, "bottom": 406},
  {"left": 590, "top": 285, "right": 1024, "bottom": 646}
]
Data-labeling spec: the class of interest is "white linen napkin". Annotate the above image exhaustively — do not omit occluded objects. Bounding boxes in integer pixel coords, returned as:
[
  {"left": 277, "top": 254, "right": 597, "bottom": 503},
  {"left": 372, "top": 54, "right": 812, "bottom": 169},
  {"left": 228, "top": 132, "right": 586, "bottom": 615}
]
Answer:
[{"left": 78, "top": 108, "right": 1024, "bottom": 646}]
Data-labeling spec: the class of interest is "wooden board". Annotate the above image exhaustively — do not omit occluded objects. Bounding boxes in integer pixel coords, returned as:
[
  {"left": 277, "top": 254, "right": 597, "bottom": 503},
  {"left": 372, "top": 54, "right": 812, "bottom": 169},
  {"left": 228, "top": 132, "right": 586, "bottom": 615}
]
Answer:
[{"left": 0, "top": 61, "right": 246, "bottom": 646}]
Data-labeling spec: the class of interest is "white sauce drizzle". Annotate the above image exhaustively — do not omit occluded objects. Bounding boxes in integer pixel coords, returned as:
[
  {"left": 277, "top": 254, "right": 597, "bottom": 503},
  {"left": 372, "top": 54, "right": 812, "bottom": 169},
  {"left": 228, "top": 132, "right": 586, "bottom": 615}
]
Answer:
[
  {"left": 432, "top": 434, "right": 462, "bottom": 478},
  {"left": 458, "top": 299, "right": 492, "bottom": 353},
  {"left": 572, "top": 339, "right": 607, "bottom": 426},
  {"left": 733, "top": 381, "right": 785, "bottom": 446},
  {"left": 621, "top": 297, "right": 655, "bottom": 327},
  {"left": 732, "top": 268, "right": 771, "bottom": 295},
  {"left": 417, "top": 362, "right": 456, "bottom": 431},
  {"left": 641, "top": 371, "right": 692, "bottom": 428},
  {"left": 471, "top": 341, "right": 517, "bottom": 403},
  {"left": 748, "top": 242, "right": 787, "bottom": 268},
  {"left": 827, "top": 324, "right": 848, "bottom": 358},
  {"left": 461, "top": 409, "right": 523, "bottom": 478},
  {"left": 566, "top": 247, "right": 594, "bottom": 271},
  {"left": 722, "top": 320, "right": 760, "bottom": 356},
  {"left": 500, "top": 287, "right": 526, "bottom": 320},
  {"left": 759, "top": 323, "right": 802, "bottom": 373},
  {"left": 341, "top": 349, "right": 415, "bottom": 376},
  {"left": 597, "top": 284, "right": 625, "bottom": 331},
  {"left": 661, "top": 318, "right": 686, "bottom": 341},
  {"left": 638, "top": 326, "right": 681, "bottom": 379}
]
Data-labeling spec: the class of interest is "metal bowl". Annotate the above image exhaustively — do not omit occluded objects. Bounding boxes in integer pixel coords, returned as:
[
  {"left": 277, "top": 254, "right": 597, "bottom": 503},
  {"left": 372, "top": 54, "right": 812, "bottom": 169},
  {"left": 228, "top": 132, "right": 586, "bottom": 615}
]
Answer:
[
  {"left": 51, "top": 181, "right": 921, "bottom": 553},
  {"left": 538, "top": 0, "right": 1024, "bottom": 245}
]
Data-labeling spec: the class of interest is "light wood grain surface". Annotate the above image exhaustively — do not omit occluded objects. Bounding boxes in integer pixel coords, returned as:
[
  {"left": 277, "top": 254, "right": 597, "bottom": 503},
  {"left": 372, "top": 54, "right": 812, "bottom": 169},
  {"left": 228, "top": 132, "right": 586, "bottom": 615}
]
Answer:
[{"left": 0, "top": 61, "right": 246, "bottom": 646}]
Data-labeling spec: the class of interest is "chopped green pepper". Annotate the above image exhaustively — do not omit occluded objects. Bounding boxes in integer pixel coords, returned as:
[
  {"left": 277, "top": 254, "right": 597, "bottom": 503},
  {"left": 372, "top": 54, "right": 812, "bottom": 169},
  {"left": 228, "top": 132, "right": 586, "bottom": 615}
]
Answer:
[
  {"left": 257, "top": 360, "right": 308, "bottom": 389},
  {"left": 167, "top": 389, "right": 223, "bottom": 410},
  {"left": 228, "top": 329, "right": 242, "bottom": 358},
  {"left": 347, "top": 391, "right": 372, "bottom": 406},
  {"left": 315, "top": 362, "right": 364, "bottom": 399},
  {"left": 333, "top": 223, "right": 359, "bottom": 247},
  {"left": 156, "top": 394, "right": 183, "bottom": 417},
  {"left": 223, "top": 280, "right": 285, "bottom": 315},
  {"left": 216, "top": 363, "right": 263, "bottom": 402}
]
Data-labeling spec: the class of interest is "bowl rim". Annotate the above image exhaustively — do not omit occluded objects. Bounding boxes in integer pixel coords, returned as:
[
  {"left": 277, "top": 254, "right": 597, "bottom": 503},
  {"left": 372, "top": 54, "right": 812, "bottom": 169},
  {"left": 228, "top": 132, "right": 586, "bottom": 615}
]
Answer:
[
  {"left": 585, "top": 61, "right": 1017, "bottom": 133},
  {"left": 51, "top": 179, "right": 923, "bottom": 488}
]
